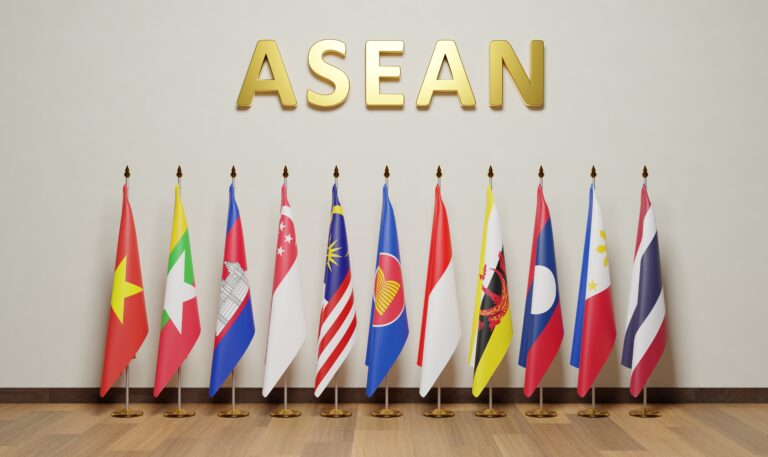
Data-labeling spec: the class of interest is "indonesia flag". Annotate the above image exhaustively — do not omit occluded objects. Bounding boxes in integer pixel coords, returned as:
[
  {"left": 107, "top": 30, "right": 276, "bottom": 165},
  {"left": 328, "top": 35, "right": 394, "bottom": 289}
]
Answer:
[
  {"left": 621, "top": 184, "right": 667, "bottom": 397},
  {"left": 417, "top": 183, "right": 460, "bottom": 397},
  {"left": 570, "top": 184, "right": 616, "bottom": 397},
  {"left": 209, "top": 184, "right": 255, "bottom": 397},
  {"left": 263, "top": 184, "right": 307, "bottom": 396},
  {"left": 519, "top": 184, "right": 564, "bottom": 397},
  {"left": 314, "top": 184, "right": 357, "bottom": 397}
]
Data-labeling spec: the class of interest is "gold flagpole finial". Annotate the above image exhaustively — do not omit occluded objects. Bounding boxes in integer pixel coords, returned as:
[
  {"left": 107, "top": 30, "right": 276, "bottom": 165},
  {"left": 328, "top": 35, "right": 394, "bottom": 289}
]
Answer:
[
  {"left": 333, "top": 166, "right": 339, "bottom": 178},
  {"left": 124, "top": 166, "right": 131, "bottom": 179},
  {"left": 231, "top": 165, "right": 237, "bottom": 179},
  {"left": 642, "top": 165, "right": 648, "bottom": 178},
  {"left": 488, "top": 165, "right": 494, "bottom": 178},
  {"left": 283, "top": 166, "right": 289, "bottom": 178},
  {"left": 591, "top": 165, "right": 597, "bottom": 179},
  {"left": 384, "top": 165, "right": 390, "bottom": 179},
  {"left": 436, "top": 165, "right": 442, "bottom": 178},
  {"left": 538, "top": 166, "right": 545, "bottom": 178},
  {"left": 176, "top": 165, "right": 182, "bottom": 184}
]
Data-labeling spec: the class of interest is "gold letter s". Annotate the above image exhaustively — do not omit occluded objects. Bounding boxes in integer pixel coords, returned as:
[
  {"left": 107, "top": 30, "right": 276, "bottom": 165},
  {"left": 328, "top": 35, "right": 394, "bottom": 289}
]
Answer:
[{"left": 307, "top": 40, "right": 350, "bottom": 110}]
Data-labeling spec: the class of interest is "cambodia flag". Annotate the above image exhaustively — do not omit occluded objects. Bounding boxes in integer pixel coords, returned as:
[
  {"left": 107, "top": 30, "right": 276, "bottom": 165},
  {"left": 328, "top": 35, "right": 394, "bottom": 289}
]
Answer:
[
  {"left": 519, "top": 185, "right": 564, "bottom": 397},
  {"left": 365, "top": 183, "right": 409, "bottom": 397},
  {"left": 209, "top": 184, "right": 255, "bottom": 396},
  {"left": 570, "top": 184, "right": 616, "bottom": 397}
]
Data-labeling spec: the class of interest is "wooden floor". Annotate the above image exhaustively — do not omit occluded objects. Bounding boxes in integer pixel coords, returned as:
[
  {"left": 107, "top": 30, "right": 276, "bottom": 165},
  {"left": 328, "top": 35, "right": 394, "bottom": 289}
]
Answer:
[{"left": 0, "top": 403, "right": 767, "bottom": 457}]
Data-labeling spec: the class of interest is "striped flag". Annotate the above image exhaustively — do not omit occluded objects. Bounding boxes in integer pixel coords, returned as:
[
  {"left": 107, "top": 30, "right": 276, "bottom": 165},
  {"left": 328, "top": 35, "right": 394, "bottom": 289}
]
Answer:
[
  {"left": 570, "top": 184, "right": 615, "bottom": 397},
  {"left": 519, "top": 185, "right": 564, "bottom": 397},
  {"left": 209, "top": 184, "right": 255, "bottom": 396},
  {"left": 154, "top": 184, "right": 201, "bottom": 397},
  {"left": 621, "top": 184, "right": 667, "bottom": 397},
  {"left": 263, "top": 184, "right": 307, "bottom": 396},
  {"left": 417, "top": 183, "right": 460, "bottom": 397},
  {"left": 314, "top": 184, "right": 357, "bottom": 397},
  {"left": 469, "top": 185, "right": 512, "bottom": 398}
]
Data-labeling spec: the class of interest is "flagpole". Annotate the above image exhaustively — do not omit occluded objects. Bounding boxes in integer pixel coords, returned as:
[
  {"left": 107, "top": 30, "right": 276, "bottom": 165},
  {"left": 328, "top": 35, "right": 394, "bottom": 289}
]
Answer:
[
  {"left": 424, "top": 166, "right": 455, "bottom": 419},
  {"left": 321, "top": 166, "right": 353, "bottom": 419},
  {"left": 629, "top": 166, "right": 662, "bottom": 419},
  {"left": 111, "top": 167, "right": 143, "bottom": 419},
  {"left": 269, "top": 166, "right": 302, "bottom": 419},
  {"left": 372, "top": 166, "right": 402, "bottom": 419},
  {"left": 475, "top": 166, "right": 506, "bottom": 419}
]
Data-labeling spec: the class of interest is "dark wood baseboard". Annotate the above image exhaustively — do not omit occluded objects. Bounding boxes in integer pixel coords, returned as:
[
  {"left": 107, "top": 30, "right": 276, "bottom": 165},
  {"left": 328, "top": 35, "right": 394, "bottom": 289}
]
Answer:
[{"left": 0, "top": 387, "right": 765, "bottom": 404}]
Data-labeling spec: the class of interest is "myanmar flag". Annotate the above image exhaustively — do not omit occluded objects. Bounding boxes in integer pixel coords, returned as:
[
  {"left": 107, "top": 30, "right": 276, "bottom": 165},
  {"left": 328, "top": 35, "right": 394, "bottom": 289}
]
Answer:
[
  {"left": 100, "top": 184, "right": 149, "bottom": 397},
  {"left": 153, "top": 184, "right": 201, "bottom": 397}
]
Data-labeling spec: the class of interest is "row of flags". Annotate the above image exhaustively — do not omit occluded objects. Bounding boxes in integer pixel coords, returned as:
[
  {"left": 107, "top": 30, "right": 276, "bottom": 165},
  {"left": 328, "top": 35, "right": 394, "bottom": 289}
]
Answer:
[{"left": 101, "top": 177, "right": 666, "bottom": 399}]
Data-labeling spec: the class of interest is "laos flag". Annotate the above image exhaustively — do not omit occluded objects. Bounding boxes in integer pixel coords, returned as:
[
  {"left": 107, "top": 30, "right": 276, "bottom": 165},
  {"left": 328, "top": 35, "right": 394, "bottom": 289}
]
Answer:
[
  {"left": 209, "top": 184, "right": 256, "bottom": 396},
  {"left": 519, "top": 185, "right": 564, "bottom": 397},
  {"left": 365, "top": 183, "right": 409, "bottom": 397}
]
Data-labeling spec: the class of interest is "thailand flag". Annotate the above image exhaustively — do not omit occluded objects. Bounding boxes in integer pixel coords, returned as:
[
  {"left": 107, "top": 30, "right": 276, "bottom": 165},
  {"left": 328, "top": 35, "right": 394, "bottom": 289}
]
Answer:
[
  {"left": 365, "top": 183, "right": 409, "bottom": 397},
  {"left": 209, "top": 184, "right": 255, "bottom": 396},
  {"left": 570, "top": 184, "right": 616, "bottom": 397},
  {"left": 519, "top": 185, "right": 564, "bottom": 397},
  {"left": 621, "top": 185, "right": 667, "bottom": 397}
]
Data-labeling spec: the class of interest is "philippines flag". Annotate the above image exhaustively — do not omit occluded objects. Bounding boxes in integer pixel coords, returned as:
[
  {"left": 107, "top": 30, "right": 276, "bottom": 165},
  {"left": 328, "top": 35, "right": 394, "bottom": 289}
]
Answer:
[
  {"left": 570, "top": 184, "right": 616, "bottom": 397},
  {"left": 621, "top": 184, "right": 667, "bottom": 397},
  {"left": 417, "top": 183, "right": 460, "bottom": 397},
  {"left": 209, "top": 184, "right": 255, "bottom": 397},
  {"left": 365, "top": 182, "right": 409, "bottom": 397},
  {"left": 314, "top": 184, "right": 357, "bottom": 397},
  {"left": 519, "top": 185, "right": 564, "bottom": 397},
  {"left": 263, "top": 184, "right": 307, "bottom": 396}
]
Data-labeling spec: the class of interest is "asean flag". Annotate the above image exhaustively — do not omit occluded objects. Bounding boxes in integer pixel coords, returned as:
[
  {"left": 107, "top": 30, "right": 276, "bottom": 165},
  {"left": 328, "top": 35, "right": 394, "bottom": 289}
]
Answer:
[
  {"left": 519, "top": 184, "right": 564, "bottom": 397},
  {"left": 570, "top": 183, "right": 615, "bottom": 397},
  {"left": 365, "top": 183, "right": 409, "bottom": 397}
]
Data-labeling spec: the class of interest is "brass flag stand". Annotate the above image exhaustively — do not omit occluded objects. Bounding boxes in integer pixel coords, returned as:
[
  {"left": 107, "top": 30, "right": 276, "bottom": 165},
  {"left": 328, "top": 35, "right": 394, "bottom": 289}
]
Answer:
[
  {"left": 578, "top": 387, "right": 609, "bottom": 418},
  {"left": 475, "top": 378, "right": 505, "bottom": 418},
  {"left": 321, "top": 374, "right": 352, "bottom": 418},
  {"left": 111, "top": 361, "right": 143, "bottom": 418},
  {"left": 163, "top": 365, "right": 195, "bottom": 418},
  {"left": 372, "top": 374, "right": 402, "bottom": 418},
  {"left": 525, "top": 386, "right": 557, "bottom": 418},
  {"left": 270, "top": 373, "right": 302, "bottom": 418},
  {"left": 423, "top": 168, "right": 454, "bottom": 420},
  {"left": 218, "top": 372, "right": 249, "bottom": 418},
  {"left": 628, "top": 169, "right": 661, "bottom": 419},
  {"left": 629, "top": 387, "right": 661, "bottom": 418}
]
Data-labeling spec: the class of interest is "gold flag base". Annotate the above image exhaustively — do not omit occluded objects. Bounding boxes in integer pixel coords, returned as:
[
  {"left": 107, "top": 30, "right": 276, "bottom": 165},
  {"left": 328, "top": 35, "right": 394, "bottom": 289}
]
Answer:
[
  {"left": 217, "top": 408, "right": 249, "bottom": 418},
  {"left": 577, "top": 407, "right": 609, "bottom": 418},
  {"left": 163, "top": 408, "right": 195, "bottom": 418},
  {"left": 525, "top": 407, "right": 557, "bottom": 418},
  {"left": 424, "top": 408, "right": 455, "bottom": 418},
  {"left": 321, "top": 408, "right": 352, "bottom": 418},
  {"left": 111, "top": 407, "right": 144, "bottom": 418},
  {"left": 270, "top": 408, "right": 302, "bottom": 418},
  {"left": 629, "top": 407, "right": 662, "bottom": 418},
  {"left": 475, "top": 408, "right": 506, "bottom": 418},
  {"left": 371, "top": 408, "right": 402, "bottom": 418}
]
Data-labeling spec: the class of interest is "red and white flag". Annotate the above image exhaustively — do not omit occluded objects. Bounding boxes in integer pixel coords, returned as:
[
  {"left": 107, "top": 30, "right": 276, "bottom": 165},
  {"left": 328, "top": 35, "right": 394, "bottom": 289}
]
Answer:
[
  {"left": 417, "top": 184, "right": 460, "bottom": 397},
  {"left": 263, "top": 184, "right": 306, "bottom": 396}
]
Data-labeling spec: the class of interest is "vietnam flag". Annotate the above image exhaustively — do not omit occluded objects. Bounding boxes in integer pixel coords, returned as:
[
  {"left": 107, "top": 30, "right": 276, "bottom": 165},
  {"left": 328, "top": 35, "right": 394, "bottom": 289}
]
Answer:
[
  {"left": 154, "top": 184, "right": 201, "bottom": 397},
  {"left": 100, "top": 184, "right": 149, "bottom": 397}
]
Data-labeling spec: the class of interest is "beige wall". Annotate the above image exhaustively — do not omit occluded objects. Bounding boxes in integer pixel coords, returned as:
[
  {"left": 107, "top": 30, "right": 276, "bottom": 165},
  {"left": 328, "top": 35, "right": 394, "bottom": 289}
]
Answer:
[{"left": 1, "top": 0, "right": 767, "bottom": 390}]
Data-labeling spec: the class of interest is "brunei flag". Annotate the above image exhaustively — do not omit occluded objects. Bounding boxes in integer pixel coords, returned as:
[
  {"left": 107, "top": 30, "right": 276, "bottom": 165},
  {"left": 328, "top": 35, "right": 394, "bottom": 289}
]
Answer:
[
  {"left": 100, "top": 184, "right": 149, "bottom": 397},
  {"left": 468, "top": 185, "right": 512, "bottom": 397},
  {"left": 154, "top": 185, "right": 201, "bottom": 397}
]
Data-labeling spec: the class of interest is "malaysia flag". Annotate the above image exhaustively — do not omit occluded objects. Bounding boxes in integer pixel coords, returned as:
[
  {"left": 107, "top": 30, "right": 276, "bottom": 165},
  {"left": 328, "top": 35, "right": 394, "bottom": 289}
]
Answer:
[
  {"left": 209, "top": 184, "right": 255, "bottom": 396},
  {"left": 621, "top": 184, "right": 667, "bottom": 397},
  {"left": 519, "top": 184, "right": 564, "bottom": 397},
  {"left": 570, "top": 183, "right": 616, "bottom": 397}
]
